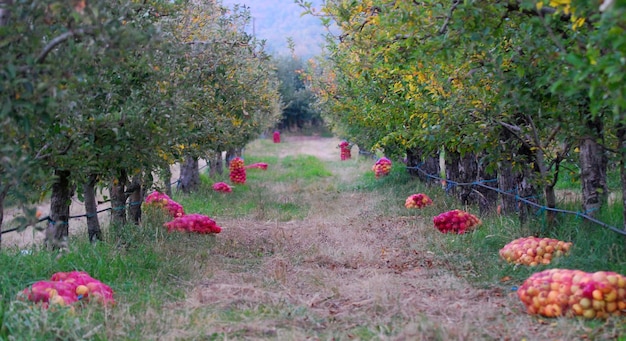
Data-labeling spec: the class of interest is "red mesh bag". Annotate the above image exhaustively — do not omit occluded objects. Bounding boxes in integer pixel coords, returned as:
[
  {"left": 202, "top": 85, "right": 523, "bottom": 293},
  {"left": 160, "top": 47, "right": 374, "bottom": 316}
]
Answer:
[
  {"left": 164, "top": 213, "right": 222, "bottom": 234},
  {"left": 144, "top": 191, "right": 184, "bottom": 217},
  {"left": 229, "top": 157, "right": 246, "bottom": 184},
  {"left": 517, "top": 269, "right": 626, "bottom": 318},
  {"left": 404, "top": 193, "right": 433, "bottom": 209},
  {"left": 432, "top": 209, "right": 481, "bottom": 234}
]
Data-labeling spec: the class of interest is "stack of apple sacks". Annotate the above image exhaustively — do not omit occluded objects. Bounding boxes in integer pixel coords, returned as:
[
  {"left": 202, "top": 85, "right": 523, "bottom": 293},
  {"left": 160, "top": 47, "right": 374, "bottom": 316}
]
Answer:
[
  {"left": 164, "top": 213, "right": 222, "bottom": 234},
  {"left": 229, "top": 157, "right": 246, "bottom": 184},
  {"left": 405, "top": 193, "right": 433, "bottom": 209},
  {"left": 144, "top": 191, "right": 222, "bottom": 235},
  {"left": 339, "top": 140, "right": 351, "bottom": 160},
  {"left": 499, "top": 237, "right": 572, "bottom": 266},
  {"left": 432, "top": 209, "right": 481, "bottom": 234},
  {"left": 212, "top": 182, "right": 233, "bottom": 193},
  {"left": 19, "top": 271, "right": 114, "bottom": 308},
  {"left": 517, "top": 269, "right": 626, "bottom": 318},
  {"left": 372, "top": 157, "right": 392, "bottom": 178},
  {"left": 144, "top": 191, "right": 185, "bottom": 217},
  {"left": 245, "top": 162, "right": 268, "bottom": 170}
]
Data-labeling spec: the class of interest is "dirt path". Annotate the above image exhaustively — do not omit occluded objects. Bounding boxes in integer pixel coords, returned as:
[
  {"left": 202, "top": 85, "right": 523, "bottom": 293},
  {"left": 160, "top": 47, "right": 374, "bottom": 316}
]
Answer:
[{"left": 160, "top": 136, "right": 591, "bottom": 340}]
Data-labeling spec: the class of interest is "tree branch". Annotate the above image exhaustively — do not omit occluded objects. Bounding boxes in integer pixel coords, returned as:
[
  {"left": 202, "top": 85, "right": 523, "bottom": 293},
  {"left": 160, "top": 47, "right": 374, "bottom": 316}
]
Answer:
[
  {"left": 439, "top": 0, "right": 461, "bottom": 35},
  {"left": 35, "top": 28, "right": 95, "bottom": 64},
  {"left": 497, "top": 120, "right": 533, "bottom": 150}
]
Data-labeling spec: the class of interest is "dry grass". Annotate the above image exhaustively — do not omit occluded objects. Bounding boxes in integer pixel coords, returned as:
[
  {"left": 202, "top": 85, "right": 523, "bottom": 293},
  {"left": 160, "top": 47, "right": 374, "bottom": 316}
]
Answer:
[{"left": 117, "top": 136, "right": 622, "bottom": 340}]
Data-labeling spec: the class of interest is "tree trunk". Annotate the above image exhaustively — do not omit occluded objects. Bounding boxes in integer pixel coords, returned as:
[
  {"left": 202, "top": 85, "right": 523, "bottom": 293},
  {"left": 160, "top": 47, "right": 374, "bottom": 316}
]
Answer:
[
  {"left": 0, "top": 0, "right": 13, "bottom": 27},
  {"left": 445, "top": 151, "right": 461, "bottom": 197},
  {"left": 444, "top": 151, "right": 496, "bottom": 213},
  {"left": 517, "top": 167, "right": 538, "bottom": 226},
  {"left": 533, "top": 147, "right": 557, "bottom": 228},
  {"left": 46, "top": 169, "right": 73, "bottom": 250},
  {"left": 497, "top": 161, "right": 518, "bottom": 215},
  {"left": 209, "top": 151, "right": 224, "bottom": 177},
  {"left": 423, "top": 153, "right": 440, "bottom": 183},
  {"left": 405, "top": 147, "right": 439, "bottom": 184},
  {"left": 579, "top": 117, "right": 608, "bottom": 218},
  {"left": 127, "top": 173, "right": 143, "bottom": 225},
  {"left": 110, "top": 169, "right": 128, "bottom": 227},
  {"left": 179, "top": 155, "right": 199, "bottom": 193},
  {"left": 617, "top": 122, "right": 626, "bottom": 231},
  {"left": 514, "top": 144, "right": 540, "bottom": 226},
  {"left": 159, "top": 164, "right": 173, "bottom": 197},
  {"left": 226, "top": 148, "right": 243, "bottom": 166},
  {"left": 457, "top": 153, "right": 476, "bottom": 205},
  {"left": 0, "top": 184, "right": 8, "bottom": 249},
  {"left": 475, "top": 156, "right": 498, "bottom": 214},
  {"left": 83, "top": 174, "right": 101, "bottom": 243}
]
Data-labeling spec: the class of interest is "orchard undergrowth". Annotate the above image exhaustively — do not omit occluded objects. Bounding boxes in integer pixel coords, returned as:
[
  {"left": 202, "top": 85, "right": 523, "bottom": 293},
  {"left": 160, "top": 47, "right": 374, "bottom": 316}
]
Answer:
[{"left": 1, "top": 136, "right": 625, "bottom": 340}]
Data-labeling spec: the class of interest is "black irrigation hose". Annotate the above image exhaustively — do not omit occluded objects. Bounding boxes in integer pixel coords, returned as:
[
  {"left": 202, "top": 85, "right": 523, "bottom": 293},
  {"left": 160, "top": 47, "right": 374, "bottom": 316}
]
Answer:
[
  {"left": 1, "top": 202, "right": 143, "bottom": 235},
  {"left": 2, "top": 161, "right": 209, "bottom": 235}
]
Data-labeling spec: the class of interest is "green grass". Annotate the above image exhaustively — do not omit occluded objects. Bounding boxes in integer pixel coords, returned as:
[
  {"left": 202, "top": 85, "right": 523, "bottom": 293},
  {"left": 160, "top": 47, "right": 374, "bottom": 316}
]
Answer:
[
  {"left": 555, "top": 161, "right": 620, "bottom": 190},
  {"left": 177, "top": 154, "right": 332, "bottom": 222},
  {"left": 0, "top": 221, "right": 202, "bottom": 340}
]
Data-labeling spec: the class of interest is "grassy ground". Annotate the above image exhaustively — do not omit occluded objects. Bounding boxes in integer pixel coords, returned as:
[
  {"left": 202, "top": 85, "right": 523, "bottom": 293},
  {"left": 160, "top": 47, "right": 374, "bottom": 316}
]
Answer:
[{"left": 1, "top": 136, "right": 626, "bottom": 340}]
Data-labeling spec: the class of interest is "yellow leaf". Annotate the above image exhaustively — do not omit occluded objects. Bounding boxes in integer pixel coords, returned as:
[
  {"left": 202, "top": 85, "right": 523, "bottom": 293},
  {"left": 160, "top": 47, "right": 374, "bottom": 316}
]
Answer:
[{"left": 572, "top": 17, "right": 585, "bottom": 31}]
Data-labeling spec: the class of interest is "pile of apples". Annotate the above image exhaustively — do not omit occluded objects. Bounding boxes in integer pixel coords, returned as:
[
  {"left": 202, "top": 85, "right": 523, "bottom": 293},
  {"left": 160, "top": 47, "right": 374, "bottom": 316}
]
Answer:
[
  {"left": 19, "top": 271, "right": 114, "bottom": 308},
  {"left": 499, "top": 236, "right": 572, "bottom": 266},
  {"left": 144, "top": 191, "right": 185, "bottom": 217},
  {"left": 433, "top": 209, "right": 481, "bottom": 234},
  {"left": 245, "top": 162, "right": 268, "bottom": 170},
  {"left": 517, "top": 269, "right": 626, "bottom": 318},
  {"left": 164, "top": 213, "right": 222, "bottom": 234},
  {"left": 229, "top": 157, "right": 246, "bottom": 184},
  {"left": 212, "top": 182, "right": 233, "bottom": 193},
  {"left": 372, "top": 157, "right": 392, "bottom": 178},
  {"left": 339, "top": 140, "right": 351, "bottom": 160},
  {"left": 405, "top": 193, "right": 433, "bottom": 209}
]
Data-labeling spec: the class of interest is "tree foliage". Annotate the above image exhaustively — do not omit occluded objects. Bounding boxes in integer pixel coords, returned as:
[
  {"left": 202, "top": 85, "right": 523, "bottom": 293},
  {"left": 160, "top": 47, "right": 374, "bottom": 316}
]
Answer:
[
  {"left": 274, "top": 54, "right": 322, "bottom": 130},
  {"left": 0, "top": 0, "right": 283, "bottom": 247},
  {"left": 301, "top": 0, "right": 626, "bottom": 229}
]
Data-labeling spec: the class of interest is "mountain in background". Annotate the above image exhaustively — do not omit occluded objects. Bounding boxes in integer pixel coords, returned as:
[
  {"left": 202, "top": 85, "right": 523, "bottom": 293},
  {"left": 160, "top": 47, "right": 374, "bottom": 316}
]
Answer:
[{"left": 219, "top": 0, "right": 326, "bottom": 57}]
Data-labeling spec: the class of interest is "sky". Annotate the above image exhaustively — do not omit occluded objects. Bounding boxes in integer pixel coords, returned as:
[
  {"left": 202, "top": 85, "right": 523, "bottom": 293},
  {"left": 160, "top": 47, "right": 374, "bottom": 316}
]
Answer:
[{"left": 219, "top": 0, "right": 326, "bottom": 57}]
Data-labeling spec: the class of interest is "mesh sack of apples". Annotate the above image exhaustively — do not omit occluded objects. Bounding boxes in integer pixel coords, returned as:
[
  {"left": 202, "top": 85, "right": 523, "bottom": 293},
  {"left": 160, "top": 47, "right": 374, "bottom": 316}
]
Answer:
[
  {"left": 372, "top": 157, "right": 392, "bottom": 178},
  {"left": 405, "top": 193, "right": 433, "bottom": 209},
  {"left": 245, "top": 162, "right": 268, "bottom": 170},
  {"left": 517, "top": 269, "right": 626, "bottom": 319},
  {"left": 499, "top": 237, "right": 572, "bottom": 266},
  {"left": 144, "top": 191, "right": 185, "bottom": 217},
  {"left": 212, "top": 182, "right": 233, "bottom": 193},
  {"left": 164, "top": 213, "right": 222, "bottom": 234},
  {"left": 229, "top": 157, "right": 246, "bottom": 184},
  {"left": 432, "top": 209, "right": 481, "bottom": 234},
  {"left": 339, "top": 141, "right": 351, "bottom": 160},
  {"left": 19, "top": 271, "right": 114, "bottom": 308}
]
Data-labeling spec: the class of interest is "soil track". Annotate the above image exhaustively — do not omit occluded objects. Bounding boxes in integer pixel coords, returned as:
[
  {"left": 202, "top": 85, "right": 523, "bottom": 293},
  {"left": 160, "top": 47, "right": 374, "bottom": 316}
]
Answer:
[{"left": 164, "top": 136, "right": 601, "bottom": 340}]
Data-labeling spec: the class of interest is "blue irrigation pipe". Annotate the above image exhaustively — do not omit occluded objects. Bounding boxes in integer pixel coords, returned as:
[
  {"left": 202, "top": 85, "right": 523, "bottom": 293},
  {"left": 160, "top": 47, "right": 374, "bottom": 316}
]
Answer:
[{"left": 405, "top": 164, "right": 626, "bottom": 237}]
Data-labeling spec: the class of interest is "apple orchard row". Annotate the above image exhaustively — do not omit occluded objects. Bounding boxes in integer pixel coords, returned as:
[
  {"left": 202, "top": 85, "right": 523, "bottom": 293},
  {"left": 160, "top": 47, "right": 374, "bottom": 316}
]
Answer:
[{"left": 20, "top": 156, "right": 626, "bottom": 319}]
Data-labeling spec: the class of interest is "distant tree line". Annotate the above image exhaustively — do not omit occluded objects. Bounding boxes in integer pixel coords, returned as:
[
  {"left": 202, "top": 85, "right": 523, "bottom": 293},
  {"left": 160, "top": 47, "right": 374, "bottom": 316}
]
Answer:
[{"left": 273, "top": 55, "right": 323, "bottom": 131}]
